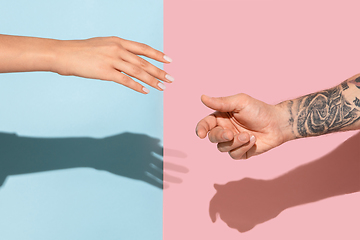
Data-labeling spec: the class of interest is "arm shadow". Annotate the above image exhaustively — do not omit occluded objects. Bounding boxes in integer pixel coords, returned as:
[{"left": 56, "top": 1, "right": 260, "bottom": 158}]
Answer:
[
  {"left": 0, "top": 132, "right": 187, "bottom": 189},
  {"left": 209, "top": 132, "right": 360, "bottom": 233}
]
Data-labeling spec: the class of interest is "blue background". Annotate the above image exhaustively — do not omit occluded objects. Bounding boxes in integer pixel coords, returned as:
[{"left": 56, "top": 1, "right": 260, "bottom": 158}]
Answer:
[{"left": 0, "top": 0, "right": 163, "bottom": 239}]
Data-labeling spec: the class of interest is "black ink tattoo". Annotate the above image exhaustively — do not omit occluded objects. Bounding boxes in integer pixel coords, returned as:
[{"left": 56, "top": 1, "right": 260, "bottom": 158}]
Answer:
[
  {"left": 341, "top": 81, "right": 349, "bottom": 90},
  {"left": 293, "top": 85, "right": 360, "bottom": 137},
  {"left": 349, "top": 76, "right": 360, "bottom": 89},
  {"left": 354, "top": 97, "right": 360, "bottom": 107},
  {"left": 287, "top": 100, "right": 297, "bottom": 138}
]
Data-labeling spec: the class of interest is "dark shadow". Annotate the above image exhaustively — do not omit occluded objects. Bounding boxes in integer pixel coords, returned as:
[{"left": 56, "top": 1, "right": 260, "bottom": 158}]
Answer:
[
  {"left": 0, "top": 132, "right": 188, "bottom": 189},
  {"left": 209, "top": 132, "right": 360, "bottom": 233}
]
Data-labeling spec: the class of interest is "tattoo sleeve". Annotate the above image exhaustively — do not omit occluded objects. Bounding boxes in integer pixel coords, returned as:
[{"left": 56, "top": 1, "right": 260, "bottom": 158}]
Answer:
[{"left": 289, "top": 76, "right": 360, "bottom": 138}]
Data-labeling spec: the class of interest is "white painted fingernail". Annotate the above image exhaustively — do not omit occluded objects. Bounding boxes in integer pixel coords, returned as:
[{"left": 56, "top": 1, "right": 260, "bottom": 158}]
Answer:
[
  {"left": 142, "top": 87, "right": 150, "bottom": 94},
  {"left": 165, "top": 74, "right": 175, "bottom": 82},
  {"left": 250, "top": 135, "right": 255, "bottom": 142},
  {"left": 163, "top": 55, "right": 172, "bottom": 62},
  {"left": 158, "top": 82, "right": 166, "bottom": 90}
]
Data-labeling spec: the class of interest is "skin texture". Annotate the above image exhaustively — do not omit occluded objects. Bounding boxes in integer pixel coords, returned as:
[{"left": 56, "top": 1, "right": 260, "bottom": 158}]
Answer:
[
  {"left": 196, "top": 74, "right": 360, "bottom": 159},
  {"left": 0, "top": 34, "right": 173, "bottom": 94}
]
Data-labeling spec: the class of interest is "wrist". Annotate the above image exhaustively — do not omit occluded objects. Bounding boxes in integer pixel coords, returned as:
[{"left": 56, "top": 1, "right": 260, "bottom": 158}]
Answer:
[
  {"left": 16, "top": 36, "right": 60, "bottom": 73},
  {"left": 44, "top": 39, "right": 67, "bottom": 75},
  {"left": 39, "top": 38, "right": 62, "bottom": 73},
  {"left": 274, "top": 100, "right": 298, "bottom": 143}
]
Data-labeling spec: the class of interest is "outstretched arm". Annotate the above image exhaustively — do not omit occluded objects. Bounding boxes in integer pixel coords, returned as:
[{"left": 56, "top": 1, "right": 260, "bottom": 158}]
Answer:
[
  {"left": 286, "top": 75, "right": 360, "bottom": 138},
  {"left": 196, "top": 74, "right": 360, "bottom": 159},
  {"left": 0, "top": 34, "right": 173, "bottom": 94}
]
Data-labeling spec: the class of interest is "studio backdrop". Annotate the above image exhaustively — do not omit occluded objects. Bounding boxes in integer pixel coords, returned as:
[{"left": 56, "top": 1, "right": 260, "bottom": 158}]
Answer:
[
  {"left": 0, "top": 1, "right": 163, "bottom": 239},
  {"left": 164, "top": 1, "right": 360, "bottom": 239}
]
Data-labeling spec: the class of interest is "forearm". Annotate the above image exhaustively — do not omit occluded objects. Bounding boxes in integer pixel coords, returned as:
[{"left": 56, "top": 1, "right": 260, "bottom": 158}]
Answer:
[
  {"left": 0, "top": 34, "right": 59, "bottom": 73},
  {"left": 278, "top": 74, "right": 360, "bottom": 141}
]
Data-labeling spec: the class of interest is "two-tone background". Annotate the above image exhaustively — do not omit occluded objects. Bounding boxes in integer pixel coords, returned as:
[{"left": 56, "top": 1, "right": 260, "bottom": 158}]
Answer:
[{"left": 0, "top": 0, "right": 359, "bottom": 239}]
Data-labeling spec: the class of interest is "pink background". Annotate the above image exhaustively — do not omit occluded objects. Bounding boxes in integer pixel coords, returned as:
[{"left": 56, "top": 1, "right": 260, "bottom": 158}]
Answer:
[{"left": 164, "top": 0, "right": 360, "bottom": 239}]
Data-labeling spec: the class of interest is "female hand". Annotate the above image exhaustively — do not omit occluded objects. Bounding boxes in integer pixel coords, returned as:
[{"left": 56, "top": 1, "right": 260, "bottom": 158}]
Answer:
[
  {"left": 54, "top": 36, "right": 173, "bottom": 93},
  {"left": 0, "top": 34, "right": 173, "bottom": 94}
]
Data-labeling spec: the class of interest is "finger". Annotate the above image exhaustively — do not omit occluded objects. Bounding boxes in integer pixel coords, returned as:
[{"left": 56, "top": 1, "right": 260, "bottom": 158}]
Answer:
[
  {"left": 209, "top": 208, "right": 217, "bottom": 223},
  {"left": 110, "top": 70, "right": 150, "bottom": 94},
  {"left": 201, "top": 94, "right": 246, "bottom": 112},
  {"left": 163, "top": 172, "right": 183, "bottom": 184},
  {"left": 145, "top": 172, "right": 163, "bottom": 189},
  {"left": 119, "top": 39, "right": 172, "bottom": 63},
  {"left": 217, "top": 132, "right": 251, "bottom": 152},
  {"left": 164, "top": 162, "right": 189, "bottom": 173},
  {"left": 196, "top": 114, "right": 217, "bottom": 139},
  {"left": 114, "top": 60, "right": 166, "bottom": 91},
  {"left": 208, "top": 127, "right": 234, "bottom": 143},
  {"left": 214, "top": 184, "right": 222, "bottom": 191},
  {"left": 245, "top": 144, "right": 258, "bottom": 159},
  {"left": 228, "top": 135, "right": 256, "bottom": 160},
  {"left": 120, "top": 51, "right": 174, "bottom": 83},
  {"left": 209, "top": 195, "right": 218, "bottom": 223}
]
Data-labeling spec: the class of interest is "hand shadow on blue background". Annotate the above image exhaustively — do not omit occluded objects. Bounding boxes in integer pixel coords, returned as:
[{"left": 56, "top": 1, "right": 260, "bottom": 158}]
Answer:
[
  {"left": 0, "top": 132, "right": 188, "bottom": 189},
  {"left": 209, "top": 132, "right": 360, "bottom": 233}
]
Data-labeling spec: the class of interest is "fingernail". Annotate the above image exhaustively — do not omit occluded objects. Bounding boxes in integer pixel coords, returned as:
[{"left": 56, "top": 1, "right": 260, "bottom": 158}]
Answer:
[
  {"left": 223, "top": 133, "right": 229, "bottom": 141},
  {"left": 238, "top": 134, "right": 248, "bottom": 142},
  {"left": 163, "top": 55, "right": 172, "bottom": 62},
  {"left": 165, "top": 74, "right": 175, "bottom": 82},
  {"left": 142, "top": 87, "right": 150, "bottom": 94},
  {"left": 250, "top": 135, "right": 255, "bottom": 142},
  {"left": 158, "top": 82, "right": 166, "bottom": 90}
]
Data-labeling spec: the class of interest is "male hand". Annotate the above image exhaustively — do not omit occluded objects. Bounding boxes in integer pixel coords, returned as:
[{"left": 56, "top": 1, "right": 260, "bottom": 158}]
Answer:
[{"left": 196, "top": 94, "right": 293, "bottom": 159}]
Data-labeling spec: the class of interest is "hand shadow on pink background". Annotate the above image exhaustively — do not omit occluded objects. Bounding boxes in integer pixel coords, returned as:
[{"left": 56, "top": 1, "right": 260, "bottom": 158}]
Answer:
[{"left": 209, "top": 132, "right": 360, "bottom": 233}]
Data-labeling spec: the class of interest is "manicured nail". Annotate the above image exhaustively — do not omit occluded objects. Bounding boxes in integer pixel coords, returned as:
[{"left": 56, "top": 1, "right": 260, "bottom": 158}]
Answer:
[
  {"left": 142, "top": 87, "right": 150, "bottom": 94},
  {"left": 238, "top": 134, "right": 248, "bottom": 142},
  {"left": 165, "top": 74, "right": 175, "bottom": 82},
  {"left": 250, "top": 135, "right": 255, "bottom": 142},
  {"left": 163, "top": 55, "right": 172, "bottom": 62},
  {"left": 158, "top": 82, "right": 166, "bottom": 90}
]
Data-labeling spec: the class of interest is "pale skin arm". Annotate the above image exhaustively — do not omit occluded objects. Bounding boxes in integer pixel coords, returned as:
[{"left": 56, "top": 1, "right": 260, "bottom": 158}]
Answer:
[
  {"left": 196, "top": 74, "right": 360, "bottom": 159},
  {"left": 0, "top": 34, "right": 174, "bottom": 94}
]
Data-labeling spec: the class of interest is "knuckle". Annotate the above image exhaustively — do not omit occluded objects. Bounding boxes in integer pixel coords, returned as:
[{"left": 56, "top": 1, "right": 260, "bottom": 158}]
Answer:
[
  {"left": 237, "top": 92, "right": 250, "bottom": 102},
  {"left": 139, "top": 43, "right": 150, "bottom": 52},
  {"left": 108, "top": 36, "right": 121, "bottom": 43},
  {"left": 139, "top": 58, "right": 149, "bottom": 68},
  {"left": 155, "top": 67, "right": 164, "bottom": 77},
  {"left": 118, "top": 75, "right": 131, "bottom": 85},
  {"left": 106, "top": 42, "right": 122, "bottom": 52},
  {"left": 131, "top": 66, "right": 143, "bottom": 75},
  {"left": 156, "top": 51, "right": 163, "bottom": 59}
]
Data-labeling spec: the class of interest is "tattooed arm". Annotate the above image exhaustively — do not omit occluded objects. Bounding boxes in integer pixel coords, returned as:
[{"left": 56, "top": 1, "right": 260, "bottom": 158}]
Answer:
[
  {"left": 196, "top": 74, "right": 360, "bottom": 159},
  {"left": 288, "top": 74, "right": 360, "bottom": 138}
]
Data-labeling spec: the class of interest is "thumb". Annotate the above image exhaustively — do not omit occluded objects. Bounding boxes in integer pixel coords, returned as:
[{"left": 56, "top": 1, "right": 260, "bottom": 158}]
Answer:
[
  {"left": 201, "top": 94, "right": 243, "bottom": 112},
  {"left": 214, "top": 183, "right": 222, "bottom": 191}
]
